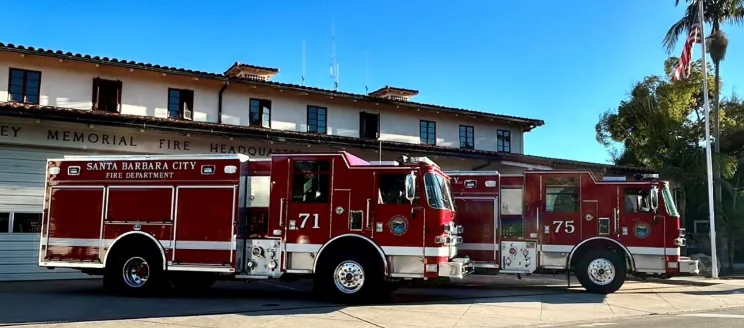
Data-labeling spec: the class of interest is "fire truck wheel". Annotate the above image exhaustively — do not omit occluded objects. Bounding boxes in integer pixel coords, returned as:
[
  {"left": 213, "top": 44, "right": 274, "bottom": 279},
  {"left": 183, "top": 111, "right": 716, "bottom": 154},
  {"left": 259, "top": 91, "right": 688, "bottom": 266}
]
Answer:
[
  {"left": 106, "top": 249, "right": 164, "bottom": 296},
  {"left": 314, "top": 249, "right": 385, "bottom": 304},
  {"left": 575, "top": 248, "right": 627, "bottom": 294}
]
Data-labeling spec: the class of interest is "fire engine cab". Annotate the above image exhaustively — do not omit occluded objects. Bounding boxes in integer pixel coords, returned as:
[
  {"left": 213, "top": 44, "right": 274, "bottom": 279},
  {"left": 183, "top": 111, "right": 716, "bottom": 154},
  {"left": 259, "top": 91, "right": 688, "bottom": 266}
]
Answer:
[
  {"left": 445, "top": 170, "right": 700, "bottom": 294},
  {"left": 38, "top": 151, "right": 472, "bottom": 303}
]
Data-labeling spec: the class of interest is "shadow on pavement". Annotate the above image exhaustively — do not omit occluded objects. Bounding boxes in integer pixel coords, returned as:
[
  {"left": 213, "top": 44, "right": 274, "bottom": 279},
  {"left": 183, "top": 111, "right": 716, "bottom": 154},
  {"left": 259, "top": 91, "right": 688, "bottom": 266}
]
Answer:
[{"left": 0, "top": 275, "right": 730, "bottom": 326}]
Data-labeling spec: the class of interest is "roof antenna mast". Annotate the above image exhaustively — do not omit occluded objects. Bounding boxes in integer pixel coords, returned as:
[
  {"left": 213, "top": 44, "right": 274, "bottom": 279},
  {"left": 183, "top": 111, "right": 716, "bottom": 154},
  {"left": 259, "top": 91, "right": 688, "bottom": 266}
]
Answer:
[
  {"left": 302, "top": 39, "right": 306, "bottom": 86},
  {"left": 330, "top": 21, "right": 339, "bottom": 91},
  {"left": 365, "top": 51, "right": 369, "bottom": 95}
]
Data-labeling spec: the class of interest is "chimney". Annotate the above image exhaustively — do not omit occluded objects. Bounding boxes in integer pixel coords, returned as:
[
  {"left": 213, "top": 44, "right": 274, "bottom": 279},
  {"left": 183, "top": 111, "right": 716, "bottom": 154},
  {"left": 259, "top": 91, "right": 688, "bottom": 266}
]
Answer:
[
  {"left": 224, "top": 62, "right": 279, "bottom": 81},
  {"left": 369, "top": 86, "right": 419, "bottom": 102}
]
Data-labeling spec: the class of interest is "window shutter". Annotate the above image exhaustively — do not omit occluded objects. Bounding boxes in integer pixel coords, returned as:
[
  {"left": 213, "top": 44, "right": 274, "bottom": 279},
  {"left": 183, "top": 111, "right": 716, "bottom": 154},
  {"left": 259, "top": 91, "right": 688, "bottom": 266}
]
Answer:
[
  {"left": 375, "top": 113, "right": 381, "bottom": 139},
  {"left": 182, "top": 89, "right": 195, "bottom": 120},
  {"left": 359, "top": 112, "right": 366, "bottom": 138},
  {"left": 115, "top": 80, "right": 123, "bottom": 112},
  {"left": 91, "top": 78, "right": 100, "bottom": 110}
]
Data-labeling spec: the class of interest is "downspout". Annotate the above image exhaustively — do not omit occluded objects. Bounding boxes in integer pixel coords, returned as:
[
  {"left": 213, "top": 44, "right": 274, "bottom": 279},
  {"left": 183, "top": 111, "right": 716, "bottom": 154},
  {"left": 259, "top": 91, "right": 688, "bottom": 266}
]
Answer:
[{"left": 217, "top": 81, "right": 229, "bottom": 124}]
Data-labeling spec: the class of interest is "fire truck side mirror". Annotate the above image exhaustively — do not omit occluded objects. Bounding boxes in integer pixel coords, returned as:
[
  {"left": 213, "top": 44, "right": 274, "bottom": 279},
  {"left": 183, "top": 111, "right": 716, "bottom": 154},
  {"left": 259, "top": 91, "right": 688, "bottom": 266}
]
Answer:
[
  {"left": 405, "top": 172, "right": 416, "bottom": 203},
  {"left": 650, "top": 186, "right": 659, "bottom": 212}
]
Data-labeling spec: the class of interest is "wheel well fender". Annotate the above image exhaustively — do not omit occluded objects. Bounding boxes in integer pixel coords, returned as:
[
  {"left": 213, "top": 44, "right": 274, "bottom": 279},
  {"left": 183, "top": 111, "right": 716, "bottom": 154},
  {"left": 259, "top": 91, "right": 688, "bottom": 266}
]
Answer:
[
  {"left": 567, "top": 237, "right": 635, "bottom": 271},
  {"left": 312, "top": 234, "right": 388, "bottom": 275},
  {"left": 103, "top": 231, "right": 167, "bottom": 270}
]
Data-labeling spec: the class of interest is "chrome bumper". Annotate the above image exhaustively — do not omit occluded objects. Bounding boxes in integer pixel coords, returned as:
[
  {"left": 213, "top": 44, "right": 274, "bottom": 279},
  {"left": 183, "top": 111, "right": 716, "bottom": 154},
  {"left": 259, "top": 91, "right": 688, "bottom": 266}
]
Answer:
[
  {"left": 438, "top": 257, "right": 474, "bottom": 279},
  {"left": 679, "top": 256, "right": 700, "bottom": 275}
]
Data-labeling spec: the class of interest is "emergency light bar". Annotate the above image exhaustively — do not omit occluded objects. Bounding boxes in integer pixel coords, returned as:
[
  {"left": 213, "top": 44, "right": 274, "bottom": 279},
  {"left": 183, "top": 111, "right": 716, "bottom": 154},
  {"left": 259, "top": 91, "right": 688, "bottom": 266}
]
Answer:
[
  {"left": 397, "top": 155, "right": 438, "bottom": 167},
  {"left": 633, "top": 173, "right": 660, "bottom": 181}
]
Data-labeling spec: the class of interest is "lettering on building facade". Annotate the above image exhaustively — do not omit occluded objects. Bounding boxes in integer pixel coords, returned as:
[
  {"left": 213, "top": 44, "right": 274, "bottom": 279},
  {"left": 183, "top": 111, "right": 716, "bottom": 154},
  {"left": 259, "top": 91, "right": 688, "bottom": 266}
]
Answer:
[
  {"left": 0, "top": 122, "right": 306, "bottom": 157},
  {"left": 0, "top": 125, "right": 21, "bottom": 138}
]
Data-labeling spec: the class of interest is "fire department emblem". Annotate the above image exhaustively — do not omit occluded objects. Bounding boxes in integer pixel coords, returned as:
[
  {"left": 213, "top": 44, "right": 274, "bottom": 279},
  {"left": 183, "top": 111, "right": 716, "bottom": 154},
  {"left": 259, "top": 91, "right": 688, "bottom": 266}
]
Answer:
[
  {"left": 388, "top": 216, "right": 408, "bottom": 236},
  {"left": 634, "top": 222, "right": 651, "bottom": 239}
]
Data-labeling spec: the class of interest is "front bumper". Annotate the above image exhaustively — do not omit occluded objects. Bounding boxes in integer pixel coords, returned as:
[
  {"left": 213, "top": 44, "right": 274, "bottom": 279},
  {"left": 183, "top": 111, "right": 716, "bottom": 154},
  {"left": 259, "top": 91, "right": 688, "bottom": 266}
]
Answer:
[
  {"left": 679, "top": 256, "right": 700, "bottom": 275},
  {"left": 438, "top": 257, "right": 474, "bottom": 279}
]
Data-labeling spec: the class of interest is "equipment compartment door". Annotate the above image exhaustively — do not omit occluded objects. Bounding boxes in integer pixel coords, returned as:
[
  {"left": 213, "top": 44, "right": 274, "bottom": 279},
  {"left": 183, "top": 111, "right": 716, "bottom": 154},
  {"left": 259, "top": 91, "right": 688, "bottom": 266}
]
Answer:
[
  {"left": 455, "top": 197, "right": 498, "bottom": 263},
  {"left": 172, "top": 186, "right": 236, "bottom": 267},
  {"left": 42, "top": 186, "right": 105, "bottom": 263}
]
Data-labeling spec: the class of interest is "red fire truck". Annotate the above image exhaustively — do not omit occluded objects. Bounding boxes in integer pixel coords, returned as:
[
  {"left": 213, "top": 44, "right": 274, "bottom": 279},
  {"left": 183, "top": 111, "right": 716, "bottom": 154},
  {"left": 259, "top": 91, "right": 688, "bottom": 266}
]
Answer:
[
  {"left": 445, "top": 170, "right": 700, "bottom": 294},
  {"left": 38, "top": 152, "right": 472, "bottom": 303}
]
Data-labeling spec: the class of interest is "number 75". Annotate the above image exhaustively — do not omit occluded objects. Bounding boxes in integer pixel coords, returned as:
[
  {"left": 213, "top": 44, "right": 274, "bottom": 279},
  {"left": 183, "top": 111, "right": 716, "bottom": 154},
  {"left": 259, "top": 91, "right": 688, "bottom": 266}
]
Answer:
[{"left": 552, "top": 220, "right": 575, "bottom": 234}]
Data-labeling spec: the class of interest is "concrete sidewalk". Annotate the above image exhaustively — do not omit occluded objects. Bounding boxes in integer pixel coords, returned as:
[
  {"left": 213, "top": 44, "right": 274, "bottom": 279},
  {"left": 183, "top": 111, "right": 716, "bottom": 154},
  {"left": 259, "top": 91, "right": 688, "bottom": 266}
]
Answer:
[{"left": 4, "top": 276, "right": 744, "bottom": 328}]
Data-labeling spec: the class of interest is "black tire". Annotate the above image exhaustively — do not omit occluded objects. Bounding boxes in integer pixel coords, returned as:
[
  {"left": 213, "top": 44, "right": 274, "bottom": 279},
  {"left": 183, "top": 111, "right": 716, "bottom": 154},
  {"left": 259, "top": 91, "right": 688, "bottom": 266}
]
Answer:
[
  {"left": 313, "top": 248, "right": 387, "bottom": 304},
  {"left": 104, "top": 247, "right": 164, "bottom": 297},
  {"left": 575, "top": 248, "right": 627, "bottom": 294}
]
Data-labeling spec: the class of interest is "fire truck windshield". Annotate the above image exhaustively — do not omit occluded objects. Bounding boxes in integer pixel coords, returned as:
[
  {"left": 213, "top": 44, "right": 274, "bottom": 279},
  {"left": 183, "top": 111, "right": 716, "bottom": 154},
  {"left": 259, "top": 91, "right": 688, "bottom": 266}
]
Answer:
[
  {"left": 424, "top": 173, "right": 455, "bottom": 210},
  {"left": 661, "top": 185, "right": 680, "bottom": 217}
]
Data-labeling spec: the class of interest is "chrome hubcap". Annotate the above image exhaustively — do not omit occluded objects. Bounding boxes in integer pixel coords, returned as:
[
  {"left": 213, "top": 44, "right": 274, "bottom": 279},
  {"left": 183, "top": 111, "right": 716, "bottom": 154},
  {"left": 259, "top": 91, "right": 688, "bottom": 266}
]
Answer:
[
  {"left": 122, "top": 257, "right": 150, "bottom": 288},
  {"left": 333, "top": 260, "right": 365, "bottom": 294},
  {"left": 587, "top": 258, "right": 615, "bottom": 286}
]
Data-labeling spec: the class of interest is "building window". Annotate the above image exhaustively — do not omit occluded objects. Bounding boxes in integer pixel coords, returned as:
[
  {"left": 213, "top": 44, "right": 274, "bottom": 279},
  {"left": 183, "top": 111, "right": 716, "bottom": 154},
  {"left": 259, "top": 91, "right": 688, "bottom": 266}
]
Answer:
[
  {"left": 359, "top": 112, "right": 380, "bottom": 139},
  {"left": 307, "top": 105, "right": 327, "bottom": 134},
  {"left": 0, "top": 212, "right": 42, "bottom": 233},
  {"left": 420, "top": 120, "right": 436, "bottom": 145},
  {"left": 0, "top": 213, "right": 8, "bottom": 233},
  {"left": 7, "top": 68, "right": 41, "bottom": 104},
  {"left": 544, "top": 177, "right": 578, "bottom": 213},
  {"left": 693, "top": 220, "right": 710, "bottom": 234},
  {"left": 249, "top": 98, "right": 271, "bottom": 128},
  {"left": 497, "top": 129, "right": 511, "bottom": 153},
  {"left": 167, "top": 88, "right": 194, "bottom": 120},
  {"left": 459, "top": 125, "right": 474, "bottom": 149},
  {"left": 292, "top": 160, "right": 330, "bottom": 203},
  {"left": 92, "top": 78, "right": 122, "bottom": 112}
]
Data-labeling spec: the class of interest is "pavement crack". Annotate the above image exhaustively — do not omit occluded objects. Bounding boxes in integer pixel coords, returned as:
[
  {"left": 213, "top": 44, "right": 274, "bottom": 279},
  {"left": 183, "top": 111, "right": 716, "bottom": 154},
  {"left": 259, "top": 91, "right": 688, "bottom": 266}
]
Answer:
[
  {"left": 135, "top": 319, "right": 212, "bottom": 328},
  {"left": 653, "top": 291, "right": 681, "bottom": 311},
  {"left": 339, "top": 310, "right": 385, "bottom": 327},
  {"left": 451, "top": 302, "right": 473, "bottom": 328}
]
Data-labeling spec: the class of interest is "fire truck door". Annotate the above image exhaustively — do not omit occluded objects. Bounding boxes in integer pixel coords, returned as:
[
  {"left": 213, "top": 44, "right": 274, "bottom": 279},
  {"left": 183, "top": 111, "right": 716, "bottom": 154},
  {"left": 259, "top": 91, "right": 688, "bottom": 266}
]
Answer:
[
  {"left": 617, "top": 187, "right": 657, "bottom": 249},
  {"left": 540, "top": 174, "right": 583, "bottom": 247},
  {"left": 284, "top": 159, "right": 333, "bottom": 248}
]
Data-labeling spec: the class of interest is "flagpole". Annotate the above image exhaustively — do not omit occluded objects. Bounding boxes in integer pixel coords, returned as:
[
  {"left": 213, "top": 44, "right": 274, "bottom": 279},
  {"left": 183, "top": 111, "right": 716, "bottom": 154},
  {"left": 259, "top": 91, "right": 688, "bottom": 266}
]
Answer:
[{"left": 698, "top": 0, "right": 719, "bottom": 279}]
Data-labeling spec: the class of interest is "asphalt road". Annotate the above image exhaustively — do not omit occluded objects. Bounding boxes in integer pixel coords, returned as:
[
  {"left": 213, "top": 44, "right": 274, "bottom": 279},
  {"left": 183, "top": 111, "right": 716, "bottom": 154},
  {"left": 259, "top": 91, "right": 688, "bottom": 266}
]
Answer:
[{"left": 550, "top": 307, "right": 744, "bottom": 328}]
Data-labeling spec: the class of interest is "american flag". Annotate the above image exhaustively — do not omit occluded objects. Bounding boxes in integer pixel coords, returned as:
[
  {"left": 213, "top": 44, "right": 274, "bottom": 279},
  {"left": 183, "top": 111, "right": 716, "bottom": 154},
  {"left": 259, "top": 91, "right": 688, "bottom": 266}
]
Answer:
[{"left": 672, "top": 22, "right": 703, "bottom": 81}]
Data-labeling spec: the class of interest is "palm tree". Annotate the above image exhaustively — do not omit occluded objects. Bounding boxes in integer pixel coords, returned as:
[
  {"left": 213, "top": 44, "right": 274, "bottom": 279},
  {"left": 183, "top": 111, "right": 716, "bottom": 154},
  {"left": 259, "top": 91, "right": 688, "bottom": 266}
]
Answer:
[{"left": 664, "top": 0, "right": 744, "bottom": 269}]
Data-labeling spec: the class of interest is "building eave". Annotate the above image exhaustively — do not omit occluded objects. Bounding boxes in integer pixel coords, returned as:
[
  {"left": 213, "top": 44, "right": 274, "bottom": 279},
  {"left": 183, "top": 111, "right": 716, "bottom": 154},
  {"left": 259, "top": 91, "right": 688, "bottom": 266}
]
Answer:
[{"left": 0, "top": 102, "right": 653, "bottom": 175}]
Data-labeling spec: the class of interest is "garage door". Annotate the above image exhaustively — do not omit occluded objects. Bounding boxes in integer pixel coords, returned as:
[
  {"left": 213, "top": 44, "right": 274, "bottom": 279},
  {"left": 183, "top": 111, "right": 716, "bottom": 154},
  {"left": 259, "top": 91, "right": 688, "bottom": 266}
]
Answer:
[{"left": 0, "top": 145, "right": 95, "bottom": 281}]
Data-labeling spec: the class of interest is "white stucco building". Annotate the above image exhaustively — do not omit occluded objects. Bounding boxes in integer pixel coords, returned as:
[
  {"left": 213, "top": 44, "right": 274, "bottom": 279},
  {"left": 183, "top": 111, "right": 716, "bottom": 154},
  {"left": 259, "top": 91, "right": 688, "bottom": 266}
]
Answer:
[{"left": 0, "top": 41, "right": 648, "bottom": 281}]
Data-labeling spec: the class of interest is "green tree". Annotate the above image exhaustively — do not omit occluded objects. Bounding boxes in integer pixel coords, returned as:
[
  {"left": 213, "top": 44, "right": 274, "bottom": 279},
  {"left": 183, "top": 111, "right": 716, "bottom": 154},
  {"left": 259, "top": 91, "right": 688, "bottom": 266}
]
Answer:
[
  {"left": 596, "top": 57, "right": 744, "bottom": 271},
  {"left": 664, "top": 1, "right": 744, "bottom": 258}
]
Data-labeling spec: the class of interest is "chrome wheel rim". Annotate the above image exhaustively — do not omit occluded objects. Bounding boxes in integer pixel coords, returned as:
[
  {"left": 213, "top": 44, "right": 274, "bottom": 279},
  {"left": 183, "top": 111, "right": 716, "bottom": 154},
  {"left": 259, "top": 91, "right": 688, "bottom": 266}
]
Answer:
[
  {"left": 122, "top": 257, "right": 150, "bottom": 288},
  {"left": 333, "top": 260, "right": 365, "bottom": 294},
  {"left": 587, "top": 258, "right": 615, "bottom": 286}
]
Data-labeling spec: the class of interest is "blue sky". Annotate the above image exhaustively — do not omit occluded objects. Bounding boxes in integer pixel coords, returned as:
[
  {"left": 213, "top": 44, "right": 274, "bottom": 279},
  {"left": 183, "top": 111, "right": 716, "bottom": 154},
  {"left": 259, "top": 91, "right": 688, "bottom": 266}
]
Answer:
[{"left": 2, "top": 0, "right": 742, "bottom": 164}]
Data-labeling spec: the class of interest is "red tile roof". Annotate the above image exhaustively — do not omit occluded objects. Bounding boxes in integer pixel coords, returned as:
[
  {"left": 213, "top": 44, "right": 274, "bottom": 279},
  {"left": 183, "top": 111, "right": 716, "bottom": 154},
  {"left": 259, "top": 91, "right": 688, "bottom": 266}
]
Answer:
[
  {"left": 0, "top": 42, "right": 544, "bottom": 131},
  {"left": 0, "top": 101, "right": 654, "bottom": 175}
]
